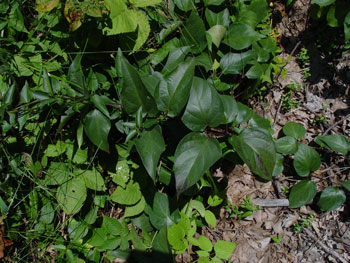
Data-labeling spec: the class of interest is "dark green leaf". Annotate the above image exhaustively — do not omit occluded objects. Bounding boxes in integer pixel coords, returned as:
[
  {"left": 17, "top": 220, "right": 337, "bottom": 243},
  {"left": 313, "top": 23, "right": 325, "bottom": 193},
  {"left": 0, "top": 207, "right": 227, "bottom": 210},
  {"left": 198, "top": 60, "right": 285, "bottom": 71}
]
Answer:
[
  {"left": 135, "top": 125, "right": 166, "bottom": 181},
  {"left": 220, "top": 51, "right": 255, "bottom": 75},
  {"left": 205, "top": 8, "right": 230, "bottom": 28},
  {"left": 68, "top": 54, "right": 86, "bottom": 95},
  {"left": 283, "top": 122, "right": 306, "bottom": 139},
  {"left": 229, "top": 128, "right": 276, "bottom": 180},
  {"left": 220, "top": 95, "right": 238, "bottom": 124},
  {"left": 162, "top": 46, "right": 191, "bottom": 75},
  {"left": 84, "top": 109, "right": 111, "bottom": 152},
  {"left": 293, "top": 144, "right": 321, "bottom": 177},
  {"left": 246, "top": 63, "right": 264, "bottom": 79},
  {"left": 223, "top": 23, "right": 264, "bottom": 50},
  {"left": 149, "top": 192, "right": 178, "bottom": 230},
  {"left": 174, "top": 0, "right": 195, "bottom": 11},
  {"left": 315, "top": 134, "right": 349, "bottom": 155},
  {"left": 235, "top": 103, "right": 254, "bottom": 124},
  {"left": 317, "top": 187, "right": 346, "bottom": 211},
  {"left": 174, "top": 132, "right": 221, "bottom": 196},
  {"left": 289, "top": 180, "right": 317, "bottom": 208},
  {"left": 180, "top": 11, "right": 207, "bottom": 53},
  {"left": 155, "top": 58, "right": 195, "bottom": 117},
  {"left": 341, "top": 181, "right": 350, "bottom": 192},
  {"left": 272, "top": 153, "right": 284, "bottom": 177},
  {"left": 206, "top": 25, "right": 226, "bottom": 49},
  {"left": 275, "top": 136, "right": 298, "bottom": 154},
  {"left": 181, "top": 77, "right": 224, "bottom": 131},
  {"left": 116, "top": 49, "right": 157, "bottom": 114},
  {"left": 91, "top": 95, "right": 114, "bottom": 118},
  {"left": 110, "top": 181, "right": 142, "bottom": 205},
  {"left": 203, "top": 0, "right": 225, "bottom": 6}
]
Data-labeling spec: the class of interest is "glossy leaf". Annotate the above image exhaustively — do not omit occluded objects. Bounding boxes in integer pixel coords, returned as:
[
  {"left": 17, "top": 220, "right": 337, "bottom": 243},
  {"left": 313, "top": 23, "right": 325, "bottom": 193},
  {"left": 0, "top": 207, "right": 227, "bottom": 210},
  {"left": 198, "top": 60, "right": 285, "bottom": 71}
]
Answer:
[
  {"left": 91, "top": 95, "right": 114, "bottom": 118},
  {"left": 223, "top": 23, "right": 264, "bottom": 50},
  {"left": 283, "top": 122, "right": 306, "bottom": 139},
  {"left": 135, "top": 125, "right": 166, "bottom": 181},
  {"left": 205, "top": 8, "right": 230, "bottom": 28},
  {"left": 293, "top": 144, "right": 321, "bottom": 177},
  {"left": 317, "top": 187, "right": 346, "bottom": 211},
  {"left": 220, "top": 51, "right": 255, "bottom": 74},
  {"left": 84, "top": 109, "right": 111, "bottom": 152},
  {"left": 272, "top": 153, "right": 284, "bottom": 177},
  {"left": 181, "top": 77, "right": 224, "bottom": 131},
  {"left": 315, "top": 134, "right": 349, "bottom": 155},
  {"left": 56, "top": 176, "right": 87, "bottom": 214},
  {"left": 289, "top": 180, "right": 317, "bottom": 208},
  {"left": 162, "top": 46, "right": 191, "bottom": 75},
  {"left": 229, "top": 128, "right": 276, "bottom": 180},
  {"left": 275, "top": 136, "right": 298, "bottom": 154},
  {"left": 149, "top": 192, "right": 178, "bottom": 230},
  {"left": 206, "top": 25, "right": 226, "bottom": 49},
  {"left": 180, "top": 11, "right": 207, "bottom": 53},
  {"left": 155, "top": 58, "right": 195, "bottom": 117},
  {"left": 116, "top": 49, "right": 157, "bottom": 114},
  {"left": 204, "top": 0, "right": 225, "bottom": 6},
  {"left": 174, "top": 133, "right": 221, "bottom": 196},
  {"left": 68, "top": 54, "right": 86, "bottom": 95},
  {"left": 220, "top": 95, "right": 238, "bottom": 124},
  {"left": 341, "top": 181, "right": 350, "bottom": 192},
  {"left": 174, "top": 0, "right": 195, "bottom": 11}
]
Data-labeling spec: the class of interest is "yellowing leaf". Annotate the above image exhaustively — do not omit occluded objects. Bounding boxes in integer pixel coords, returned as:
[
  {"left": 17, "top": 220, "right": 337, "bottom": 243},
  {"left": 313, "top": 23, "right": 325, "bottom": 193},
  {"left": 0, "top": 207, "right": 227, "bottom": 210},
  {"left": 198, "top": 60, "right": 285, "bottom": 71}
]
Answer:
[
  {"left": 64, "top": 0, "right": 84, "bottom": 31},
  {"left": 36, "top": 0, "right": 60, "bottom": 12}
]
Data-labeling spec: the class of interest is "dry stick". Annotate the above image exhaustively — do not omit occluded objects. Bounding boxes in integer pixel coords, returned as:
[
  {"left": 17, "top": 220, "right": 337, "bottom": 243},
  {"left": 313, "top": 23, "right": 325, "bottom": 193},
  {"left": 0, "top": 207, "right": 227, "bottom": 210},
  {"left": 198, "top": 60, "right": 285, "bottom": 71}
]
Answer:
[
  {"left": 303, "top": 228, "right": 348, "bottom": 263},
  {"left": 323, "top": 114, "right": 350, "bottom": 135},
  {"left": 252, "top": 198, "right": 289, "bottom": 207}
]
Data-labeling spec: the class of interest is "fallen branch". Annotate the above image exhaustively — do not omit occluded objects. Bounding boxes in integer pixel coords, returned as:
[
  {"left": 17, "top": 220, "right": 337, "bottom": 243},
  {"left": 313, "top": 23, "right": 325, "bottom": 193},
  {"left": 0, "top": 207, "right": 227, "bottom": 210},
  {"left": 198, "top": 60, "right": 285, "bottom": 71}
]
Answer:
[
  {"left": 303, "top": 228, "right": 348, "bottom": 263},
  {"left": 323, "top": 114, "right": 350, "bottom": 135},
  {"left": 252, "top": 199, "right": 289, "bottom": 207}
]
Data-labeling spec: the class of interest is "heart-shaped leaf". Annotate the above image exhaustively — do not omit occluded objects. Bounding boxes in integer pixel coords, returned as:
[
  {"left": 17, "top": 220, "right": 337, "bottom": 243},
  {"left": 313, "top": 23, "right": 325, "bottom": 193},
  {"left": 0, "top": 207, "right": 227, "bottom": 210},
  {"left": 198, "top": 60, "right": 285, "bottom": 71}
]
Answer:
[
  {"left": 84, "top": 109, "right": 111, "bottom": 152},
  {"left": 220, "top": 51, "right": 255, "bottom": 75},
  {"left": 289, "top": 180, "right": 317, "bottom": 208},
  {"left": 174, "top": 132, "right": 221, "bottom": 196},
  {"left": 229, "top": 128, "right": 276, "bottom": 180},
  {"left": 283, "top": 122, "right": 306, "bottom": 139},
  {"left": 293, "top": 144, "right": 321, "bottom": 177},
  {"left": 275, "top": 136, "right": 298, "bottom": 154},
  {"left": 223, "top": 23, "right": 264, "bottom": 50},
  {"left": 317, "top": 187, "right": 346, "bottom": 211},
  {"left": 181, "top": 77, "right": 224, "bottom": 131},
  {"left": 56, "top": 176, "right": 87, "bottom": 214}
]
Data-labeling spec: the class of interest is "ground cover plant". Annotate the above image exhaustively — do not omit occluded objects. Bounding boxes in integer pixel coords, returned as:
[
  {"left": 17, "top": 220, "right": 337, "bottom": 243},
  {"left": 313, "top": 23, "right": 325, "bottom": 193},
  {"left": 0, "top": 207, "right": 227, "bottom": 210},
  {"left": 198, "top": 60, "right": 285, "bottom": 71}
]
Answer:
[{"left": 0, "top": 0, "right": 350, "bottom": 262}]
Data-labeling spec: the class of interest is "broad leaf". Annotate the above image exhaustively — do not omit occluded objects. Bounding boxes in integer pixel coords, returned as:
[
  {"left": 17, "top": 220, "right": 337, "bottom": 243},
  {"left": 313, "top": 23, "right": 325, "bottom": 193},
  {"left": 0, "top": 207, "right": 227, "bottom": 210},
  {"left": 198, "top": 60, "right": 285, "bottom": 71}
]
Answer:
[
  {"left": 155, "top": 58, "right": 195, "bottom": 117},
  {"left": 181, "top": 77, "right": 224, "bottom": 131},
  {"left": 275, "top": 136, "right": 298, "bottom": 154},
  {"left": 317, "top": 187, "right": 346, "bottom": 211},
  {"left": 124, "top": 196, "right": 146, "bottom": 217},
  {"left": 80, "top": 169, "right": 106, "bottom": 191},
  {"left": 149, "top": 192, "right": 178, "bottom": 230},
  {"left": 36, "top": 0, "right": 60, "bottom": 12},
  {"left": 214, "top": 240, "right": 236, "bottom": 259},
  {"left": 174, "top": 132, "right": 221, "bottom": 196},
  {"left": 206, "top": 25, "right": 226, "bottom": 49},
  {"left": 174, "top": 0, "right": 195, "bottom": 11},
  {"left": 283, "top": 122, "right": 306, "bottom": 139},
  {"left": 220, "top": 51, "right": 255, "bottom": 75},
  {"left": 91, "top": 95, "right": 114, "bottom": 118},
  {"left": 223, "top": 23, "right": 264, "bottom": 50},
  {"left": 289, "top": 180, "right": 317, "bottom": 208},
  {"left": 162, "top": 46, "right": 191, "bottom": 75},
  {"left": 229, "top": 128, "right": 276, "bottom": 180},
  {"left": 116, "top": 50, "right": 157, "bottom": 114},
  {"left": 180, "top": 11, "right": 207, "bottom": 53},
  {"left": 135, "top": 125, "right": 166, "bottom": 181},
  {"left": 220, "top": 95, "right": 238, "bottom": 124},
  {"left": 84, "top": 109, "right": 111, "bottom": 152},
  {"left": 110, "top": 181, "right": 142, "bottom": 205},
  {"left": 152, "top": 224, "right": 173, "bottom": 260},
  {"left": 315, "top": 134, "right": 349, "bottom": 155},
  {"left": 293, "top": 144, "right": 321, "bottom": 177},
  {"left": 56, "top": 176, "right": 87, "bottom": 214},
  {"left": 205, "top": 8, "right": 230, "bottom": 28},
  {"left": 129, "top": 0, "right": 161, "bottom": 7},
  {"left": 341, "top": 181, "right": 350, "bottom": 192}
]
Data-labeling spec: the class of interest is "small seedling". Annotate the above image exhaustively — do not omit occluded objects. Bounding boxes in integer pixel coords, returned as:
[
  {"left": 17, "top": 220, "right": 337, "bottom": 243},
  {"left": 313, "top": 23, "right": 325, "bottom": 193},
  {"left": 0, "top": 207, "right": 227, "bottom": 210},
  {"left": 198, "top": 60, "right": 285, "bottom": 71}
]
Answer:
[
  {"left": 226, "top": 197, "right": 259, "bottom": 222},
  {"left": 291, "top": 215, "right": 314, "bottom": 233},
  {"left": 281, "top": 82, "right": 301, "bottom": 110},
  {"left": 271, "top": 236, "right": 282, "bottom": 243}
]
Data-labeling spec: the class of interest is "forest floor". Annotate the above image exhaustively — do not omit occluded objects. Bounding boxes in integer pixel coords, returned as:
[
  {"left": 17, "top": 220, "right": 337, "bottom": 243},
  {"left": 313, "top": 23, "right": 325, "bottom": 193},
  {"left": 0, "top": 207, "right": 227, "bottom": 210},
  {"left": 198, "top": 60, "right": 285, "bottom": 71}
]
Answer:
[{"left": 198, "top": 1, "right": 350, "bottom": 262}]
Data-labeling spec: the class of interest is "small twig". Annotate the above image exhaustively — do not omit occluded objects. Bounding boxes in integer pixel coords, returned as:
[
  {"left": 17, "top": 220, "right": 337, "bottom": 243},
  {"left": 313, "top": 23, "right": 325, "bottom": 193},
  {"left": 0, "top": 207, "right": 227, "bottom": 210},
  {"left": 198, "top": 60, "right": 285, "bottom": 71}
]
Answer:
[
  {"left": 323, "top": 114, "right": 350, "bottom": 135},
  {"left": 303, "top": 228, "right": 348, "bottom": 263},
  {"left": 273, "top": 179, "right": 283, "bottom": 198},
  {"left": 252, "top": 199, "right": 289, "bottom": 207},
  {"left": 206, "top": 227, "right": 221, "bottom": 241},
  {"left": 273, "top": 99, "right": 283, "bottom": 129}
]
